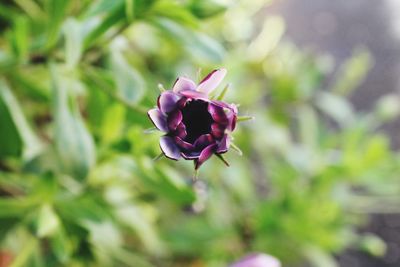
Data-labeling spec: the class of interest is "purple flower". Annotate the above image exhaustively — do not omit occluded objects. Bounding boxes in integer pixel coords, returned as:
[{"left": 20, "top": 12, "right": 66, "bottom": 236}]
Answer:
[
  {"left": 148, "top": 68, "right": 238, "bottom": 169},
  {"left": 230, "top": 253, "right": 281, "bottom": 267}
]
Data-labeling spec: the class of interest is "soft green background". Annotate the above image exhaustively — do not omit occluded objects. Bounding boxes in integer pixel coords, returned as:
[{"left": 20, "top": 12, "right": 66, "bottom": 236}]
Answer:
[{"left": 0, "top": 0, "right": 399, "bottom": 266}]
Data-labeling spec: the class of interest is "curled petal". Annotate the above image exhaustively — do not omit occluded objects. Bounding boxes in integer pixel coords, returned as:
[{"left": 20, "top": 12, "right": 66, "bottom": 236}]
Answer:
[
  {"left": 147, "top": 109, "right": 168, "bottom": 132},
  {"left": 172, "top": 77, "right": 196, "bottom": 93},
  {"left": 176, "top": 97, "right": 189, "bottom": 109},
  {"left": 158, "top": 91, "right": 181, "bottom": 114},
  {"left": 160, "top": 136, "right": 181, "bottom": 160},
  {"left": 194, "top": 134, "right": 214, "bottom": 150},
  {"left": 211, "top": 123, "right": 225, "bottom": 139},
  {"left": 179, "top": 90, "right": 209, "bottom": 100},
  {"left": 195, "top": 144, "right": 217, "bottom": 169},
  {"left": 228, "top": 104, "right": 238, "bottom": 131},
  {"left": 167, "top": 110, "right": 183, "bottom": 131},
  {"left": 197, "top": 68, "right": 227, "bottom": 94},
  {"left": 212, "top": 100, "right": 238, "bottom": 113},
  {"left": 217, "top": 134, "right": 230, "bottom": 154},
  {"left": 211, "top": 100, "right": 231, "bottom": 109},
  {"left": 175, "top": 123, "right": 187, "bottom": 139},
  {"left": 208, "top": 103, "right": 229, "bottom": 125},
  {"left": 174, "top": 137, "right": 195, "bottom": 150},
  {"left": 231, "top": 103, "right": 238, "bottom": 114},
  {"left": 181, "top": 151, "right": 201, "bottom": 160},
  {"left": 209, "top": 101, "right": 238, "bottom": 131},
  {"left": 228, "top": 113, "right": 237, "bottom": 131}
]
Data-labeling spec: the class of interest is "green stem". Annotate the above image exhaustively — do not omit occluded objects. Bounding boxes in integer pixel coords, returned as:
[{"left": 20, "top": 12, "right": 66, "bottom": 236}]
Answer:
[
  {"left": 230, "top": 143, "right": 243, "bottom": 156},
  {"left": 216, "top": 83, "right": 230, "bottom": 101},
  {"left": 237, "top": 116, "right": 254, "bottom": 122},
  {"left": 216, "top": 154, "right": 230, "bottom": 167}
]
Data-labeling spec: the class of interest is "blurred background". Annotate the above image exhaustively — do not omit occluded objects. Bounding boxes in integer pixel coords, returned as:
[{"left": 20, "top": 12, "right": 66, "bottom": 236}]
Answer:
[{"left": 0, "top": 0, "right": 400, "bottom": 266}]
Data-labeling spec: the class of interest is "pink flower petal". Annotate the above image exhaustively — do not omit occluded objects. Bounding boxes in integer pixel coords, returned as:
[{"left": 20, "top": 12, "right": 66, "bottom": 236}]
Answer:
[
  {"left": 208, "top": 103, "right": 229, "bottom": 125},
  {"left": 174, "top": 136, "right": 195, "bottom": 150},
  {"left": 160, "top": 136, "right": 181, "bottom": 160},
  {"left": 211, "top": 123, "right": 225, "bottom": 139},
  {"left": 211, "top": 100, "right": 231, "bottom": 108},
  {"left": 230, "top": 253, "right": 281, "bottom": 267},
  {"left": 195, "top": 143, "right": 217, "bottom": 169},
  {"left": 197, "top": 68, "right": 227, "bottom": 94},
  {"left": 167, "top": 110, "right": 183, "bottom": 131},
  {"left": 147, "top": 108, "right": 168, "bottom": 132},
  {"left": 228, "top": 113, "right": 237, "bottom": 131},
  {"left": 217, "top": 134, "right": 230, "bottom": 153},
  {"left": 176, "top": 97, "right": 189, "bottom": 109},
  {"left": 179, "top": 90, "right": 209, "bottom": 100},
  {"left": 172, "top": 77, "right": 196, "bottom": 93},
  {"left": 175, "top": 123, "right": 187, "bottom": 139},
  {"left": 194, "top": 134, "right": 214, "bottom": 150}
]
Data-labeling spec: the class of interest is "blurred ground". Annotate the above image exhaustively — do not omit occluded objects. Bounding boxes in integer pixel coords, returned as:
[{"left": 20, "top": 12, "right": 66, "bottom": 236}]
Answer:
[
  {"left": 267, "top": 0, "right": 400, "bottom": 266},
  {"left": 268, "top": 0, "right": 400, "bottom": 147}
]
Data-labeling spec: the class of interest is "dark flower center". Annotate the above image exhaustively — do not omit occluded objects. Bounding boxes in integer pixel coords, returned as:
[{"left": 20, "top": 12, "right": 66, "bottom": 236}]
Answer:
[{"left": 181, "top": 100, "right": 213, "bottom": 143}]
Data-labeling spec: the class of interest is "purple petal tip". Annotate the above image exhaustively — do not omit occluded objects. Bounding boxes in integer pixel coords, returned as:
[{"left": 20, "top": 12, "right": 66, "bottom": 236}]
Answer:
[
  {"left": 197, "top": 68, "right": 227, "bottom": 94},
  {"left": 159, "top": 136, "right": 181, "bottom": 160},
  {"left": 148, "top": 108, "right": 168, "bottom": 132},
  {"left": 172, "top": 77, "right": 196, "bottom": 93}
]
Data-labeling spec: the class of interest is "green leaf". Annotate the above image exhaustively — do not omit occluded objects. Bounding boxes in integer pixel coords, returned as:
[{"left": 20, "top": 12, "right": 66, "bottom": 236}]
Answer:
[
  {"left": 11, "top": 15, "right": 30, "bottom": 62},
  {"left": 359, "top": 233, "right": 386, "bottom": 257},
  {"left": 45, "top": 0, "right": 71, "bottom": 49},
  {"left": 50, "top": 226, "right": 73, "bottom": 264},
  {"left": 188, "top": 0, "right": 227, "bottom": 18},
  {"left": 57, "top": 195, "right": 110, "bottom": 223},
  {"left": 9, "top": 234, "right": 38, "bottom": 267},
  {"left": 84, "top": 220, "right": 123, "bottom": 263},
  {"left": 134, "top": 163, "right": 196, "bottom": 205},
  {"left": 151, "top": 18, "right": 225, "bottom": 62},
  {"left": 0, "top": 4, "right": 21, "bottom": 22},
  {"left": 9, "top": 66, "right": 50, "bottom": 102},
  {"left": 304, "top": 245, "right": 338, "bottom": 267},
  {"left": 315, "top": 91, "right": 355, "bottom": 127},
  {"left": 0, "top": 89, "right": 22, "bottom": 158},
  {"left": 247, "top": 16, "right": 285, "bottom": 61},
  {"left": 13, "top": 0, "right": 45, "bottom": 20},
  {"left": 64, "top": 18, "right": 83, "bottom": 69},
  {"left": 83, "top": 4, "right": 126, "bottom": 49},
  {"left": 0, "top": 80, "right": 42, "bottom": 161},
  {"left": 332, "top": 47, "right": 372, "bottom": 96},
  {"left": 0, "top": 218, "right": 18, "bottom": 240},
  {"left": 113, "top": 249, "right": 153, "bottom": 267},
  {"left": 150, "top": 0, "right": 199, "bottom": 28},
  {"left": 374, "top": 94, "right": 400, "bottom": 122},
  {"left": 84, "top": 0, "right": 125, "bottom": 17},
  {"left": 100, "top": 103, "right": 126, "bottom": 144},
  {"left": 51, "top": 64, "right": 96, "bottom": 180},
  {"left": 36, "top": 204, "right": 60, "bottom": 238},
  {"left": 0, "top": 197, "right": 38, "bottom": 218},
  {"left": 298, "top": 105, "right": 318, "bottom": 149},
  {"left": 109, "top": 48, "right": 145, "bottom": 105},
  {"left": 84, "top": 67, "right": 148, "bottom": 114},
  {"left": 115, "top": 205, "right": 165, "bottom": 255},
  {"left": 125, "top": 0, "right": 135, "bottom": 21}
]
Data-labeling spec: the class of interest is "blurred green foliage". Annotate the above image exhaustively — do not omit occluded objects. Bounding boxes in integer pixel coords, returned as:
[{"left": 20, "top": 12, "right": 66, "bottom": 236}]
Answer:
[{"left": 0, "top": 0, "right": 400, "bottom": 266}]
